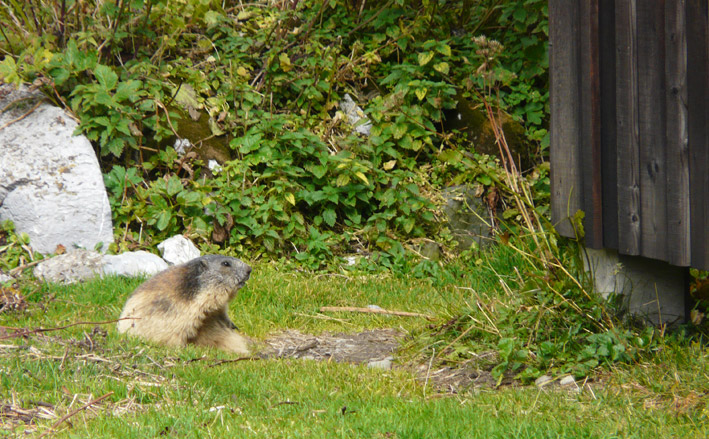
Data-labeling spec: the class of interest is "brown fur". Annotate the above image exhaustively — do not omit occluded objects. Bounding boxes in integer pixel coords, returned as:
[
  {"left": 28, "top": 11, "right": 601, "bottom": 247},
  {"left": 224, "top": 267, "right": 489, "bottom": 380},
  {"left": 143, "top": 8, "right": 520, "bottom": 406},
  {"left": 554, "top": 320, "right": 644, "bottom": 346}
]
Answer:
[{"left": 117, "top": 255, "right": 252, "bottom": 354}]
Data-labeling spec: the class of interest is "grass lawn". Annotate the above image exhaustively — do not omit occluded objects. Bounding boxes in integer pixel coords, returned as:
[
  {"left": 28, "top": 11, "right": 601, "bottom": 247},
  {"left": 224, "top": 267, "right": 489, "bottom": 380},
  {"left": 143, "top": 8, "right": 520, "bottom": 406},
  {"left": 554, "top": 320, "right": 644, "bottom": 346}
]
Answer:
[{"left": 1, "top": 259, "right": 707, "bottom": 438}]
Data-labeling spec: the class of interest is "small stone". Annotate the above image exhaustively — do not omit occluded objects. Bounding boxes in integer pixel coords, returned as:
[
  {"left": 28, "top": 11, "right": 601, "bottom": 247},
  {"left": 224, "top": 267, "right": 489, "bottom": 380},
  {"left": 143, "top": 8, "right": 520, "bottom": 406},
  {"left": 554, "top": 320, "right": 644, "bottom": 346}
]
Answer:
[
  {"left": 559, "top": 375, "right": 580, "bottom": 392},
  {"left": 0, "top": 273, "right": 13, "bottom": 284},
  {"left": 157, "top": 235, "right": 201, "bottom": 266},
  {"left": 174, "top": 138, "right": 192, "bottom": 156},
  {"left": 208, "top": 160, "right": 222, "bottom": 173},
  {"left": 339, "top": 94, "right": 372, "bottom": 136},
  {"left": 559, "top": 375, "right": 576, "bottom": 386},
  {"left": 34, "top": 249, "right": 104, "bottom": 284},
  {"left": 102, "top": 251, "right": 168, "bottom": 277},
  {"left": 535, "top": 375, "right": 553, "bottom": 387},
  {"left": 367, "top": 356, "right": 394, "bottom": 370}
]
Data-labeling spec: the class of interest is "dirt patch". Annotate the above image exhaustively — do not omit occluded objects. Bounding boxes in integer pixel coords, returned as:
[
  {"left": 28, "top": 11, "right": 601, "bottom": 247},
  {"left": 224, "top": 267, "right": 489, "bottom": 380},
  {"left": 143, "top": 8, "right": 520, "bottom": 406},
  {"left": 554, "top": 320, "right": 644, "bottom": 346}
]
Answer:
[
  {"left": 261, "top": 329, "right": 401, "bottom": 364},
  {"left": 260, "top": 329, "right": 515, "bottom": 392}
]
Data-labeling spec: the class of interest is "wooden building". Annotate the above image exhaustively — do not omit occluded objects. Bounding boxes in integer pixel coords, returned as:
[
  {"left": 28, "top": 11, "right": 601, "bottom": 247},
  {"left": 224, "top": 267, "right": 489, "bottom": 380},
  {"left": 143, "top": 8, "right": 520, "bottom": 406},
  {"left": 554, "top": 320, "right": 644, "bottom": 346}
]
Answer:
[{"left": 549, "top": 0, "right": 708, "bottom": 271}]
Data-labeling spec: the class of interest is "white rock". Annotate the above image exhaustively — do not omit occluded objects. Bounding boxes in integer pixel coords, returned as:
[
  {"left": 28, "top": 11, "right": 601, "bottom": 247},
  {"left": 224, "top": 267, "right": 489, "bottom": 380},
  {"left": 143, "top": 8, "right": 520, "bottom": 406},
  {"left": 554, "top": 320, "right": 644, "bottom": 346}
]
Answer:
[
  {"left": 534, "top": 374, "right": 553, "bottom": 387},
  {"left": 559, "top": 375, "right": 580, "bottom": 392},
  {"left": 208, "top": 160, "right": 222, "bottom": 174},
  {"left": 339, "top": 94, "right": 372, "bottom": 136},
  {"left": 102, "top": 251, "right": 168, "bottom": 277},
  {"left": 157, "top": 235, "right": 201, "bottom": 266},
  {"left": 34, "top": 249, "right": 104, "bottom": 284},
  {"left": 173, "top": 138, "right": 191, "bottom": 156},
  {"left": 559, "top": 375, "right": 576, "bottom": 386},
  {"left": 0, "top": 273, "right": 14, "bottom": 284},
  {"left": 0, "top": 84, "right": 114, "bottom": 254},
  {"left": 367, "top": 356, "right": 394, "bottom": 370}
]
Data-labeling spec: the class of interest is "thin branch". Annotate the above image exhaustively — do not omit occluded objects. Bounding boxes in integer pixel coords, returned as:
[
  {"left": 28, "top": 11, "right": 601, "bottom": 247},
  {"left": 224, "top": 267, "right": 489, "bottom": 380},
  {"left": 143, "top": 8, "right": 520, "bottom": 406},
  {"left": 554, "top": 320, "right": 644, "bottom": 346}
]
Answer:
[
  {"left": 38, "top": 392, "right": 114, "bottom": 438},
  {"left": 0, "top": 318, "right": 135, "bottom": 340},
  {"left": 319, "top": 306, "right": 434, "bottom": 320}
]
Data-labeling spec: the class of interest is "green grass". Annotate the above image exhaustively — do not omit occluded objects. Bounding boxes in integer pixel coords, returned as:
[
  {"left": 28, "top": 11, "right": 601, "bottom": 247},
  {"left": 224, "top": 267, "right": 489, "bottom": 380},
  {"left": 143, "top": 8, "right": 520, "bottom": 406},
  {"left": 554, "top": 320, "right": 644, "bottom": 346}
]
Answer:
[{"left": 1, "top": 260, "right": 707, "bottom": 438}]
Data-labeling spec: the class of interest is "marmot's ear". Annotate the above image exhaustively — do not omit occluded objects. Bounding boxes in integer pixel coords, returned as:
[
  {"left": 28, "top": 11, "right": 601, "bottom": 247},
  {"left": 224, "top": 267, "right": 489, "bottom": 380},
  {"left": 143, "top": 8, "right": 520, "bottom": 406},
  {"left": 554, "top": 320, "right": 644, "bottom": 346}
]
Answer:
[{"left": 198, "top": 259, "right": 209, "bottom": 272}]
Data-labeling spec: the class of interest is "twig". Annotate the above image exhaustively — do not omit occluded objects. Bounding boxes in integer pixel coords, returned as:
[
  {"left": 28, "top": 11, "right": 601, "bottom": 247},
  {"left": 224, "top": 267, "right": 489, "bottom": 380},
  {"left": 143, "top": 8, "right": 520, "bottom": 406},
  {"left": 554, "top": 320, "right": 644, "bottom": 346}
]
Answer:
[
  {"left": 9, "top": 259, "right": 43, "bottom": 275},
  {"left": 38, "top": 391, "right": 113, "bottom": 438},
  {"left": 0, "top": 99, "right": 44, "bottom": 131},
  {"left": 423, "top": 348, "right": 435, "bottom": 398},
  {"left": 0, "top": 318, "right": 134, "bottom": 340},
  {"left": 209, "top": 356, "right": 261, "bottom": 367},
  {"left": 319, "top": 306, "right": 434, "bottom": 320}
]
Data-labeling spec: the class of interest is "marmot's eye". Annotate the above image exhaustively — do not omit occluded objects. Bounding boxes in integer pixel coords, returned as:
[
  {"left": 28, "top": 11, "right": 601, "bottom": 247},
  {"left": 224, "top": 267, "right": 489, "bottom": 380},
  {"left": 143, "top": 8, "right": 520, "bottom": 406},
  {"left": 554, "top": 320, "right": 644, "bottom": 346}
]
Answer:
[{"left": 221, "top": 261, "right": 231, "bottom": 267}]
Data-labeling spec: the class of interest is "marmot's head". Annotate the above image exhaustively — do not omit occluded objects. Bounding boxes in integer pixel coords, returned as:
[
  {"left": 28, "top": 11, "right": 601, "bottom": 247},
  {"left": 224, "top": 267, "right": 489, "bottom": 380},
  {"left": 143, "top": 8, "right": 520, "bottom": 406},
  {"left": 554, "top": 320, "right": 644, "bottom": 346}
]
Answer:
[{"left": 178, "top": 255, "right": 251, "bottom": 301}]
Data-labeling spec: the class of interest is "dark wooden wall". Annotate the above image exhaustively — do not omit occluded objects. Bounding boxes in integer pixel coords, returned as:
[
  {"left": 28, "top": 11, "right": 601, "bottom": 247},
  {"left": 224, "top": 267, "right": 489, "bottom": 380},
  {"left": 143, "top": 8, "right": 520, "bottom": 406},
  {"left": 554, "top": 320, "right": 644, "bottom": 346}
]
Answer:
[{"left": 549, "top": 0, "right": 709, "bottom": 271}]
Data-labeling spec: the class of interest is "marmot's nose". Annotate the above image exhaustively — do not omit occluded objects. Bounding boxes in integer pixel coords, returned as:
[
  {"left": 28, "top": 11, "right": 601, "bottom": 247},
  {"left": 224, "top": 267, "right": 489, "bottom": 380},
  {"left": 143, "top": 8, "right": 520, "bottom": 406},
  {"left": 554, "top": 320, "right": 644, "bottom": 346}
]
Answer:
[{"left": 245, "top": 265, "right": 252, "bottom": 278}]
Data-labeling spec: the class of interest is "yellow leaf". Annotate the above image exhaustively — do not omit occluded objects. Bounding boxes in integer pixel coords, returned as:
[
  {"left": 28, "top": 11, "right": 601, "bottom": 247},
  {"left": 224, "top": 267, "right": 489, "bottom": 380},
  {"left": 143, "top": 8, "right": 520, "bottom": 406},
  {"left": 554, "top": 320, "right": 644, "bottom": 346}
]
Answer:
[
  {"left": 279, "top": 53, "right": 292, "bottom": 72},
  {"left": 354, "top": 171, "right": 369, "bottom": 185},
  {"left": 383, "top": 160, "right": 397, "bottom": 170},
  {"left": 236, "top": 66, "right": 249, "bottom": 78},
  {"left": 336, "top": 174, "right": 351, "bottom": 186},
  {"left": 415, "top": 88, "right": 427, "bottom": 101},
  {"left": 418, "top": 51, "right": 434, "bottom": 66},
  {"left": 285, "top": 193, "right": 296, "bottom": 205},
  {"left": 433, "top": 62, "right": 449, "bottom": 75}
]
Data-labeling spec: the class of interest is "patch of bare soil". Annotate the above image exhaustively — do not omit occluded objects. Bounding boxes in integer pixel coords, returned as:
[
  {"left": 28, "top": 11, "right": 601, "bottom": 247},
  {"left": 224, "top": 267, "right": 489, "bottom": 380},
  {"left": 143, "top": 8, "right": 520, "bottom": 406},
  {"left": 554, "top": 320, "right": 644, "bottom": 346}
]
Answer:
[
  {"left": 260, "top": 329, "right": 514, "bottom": 392},
  {"left": 261, "top": 329, "right": 401, "bottom": 364}
]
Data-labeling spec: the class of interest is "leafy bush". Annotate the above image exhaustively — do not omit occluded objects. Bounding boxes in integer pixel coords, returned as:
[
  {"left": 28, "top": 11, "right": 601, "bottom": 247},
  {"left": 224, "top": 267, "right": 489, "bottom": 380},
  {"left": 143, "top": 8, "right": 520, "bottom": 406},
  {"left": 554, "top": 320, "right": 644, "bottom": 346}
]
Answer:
[{"left": 0, "top": 1, "right": 551, "bottom": 260}]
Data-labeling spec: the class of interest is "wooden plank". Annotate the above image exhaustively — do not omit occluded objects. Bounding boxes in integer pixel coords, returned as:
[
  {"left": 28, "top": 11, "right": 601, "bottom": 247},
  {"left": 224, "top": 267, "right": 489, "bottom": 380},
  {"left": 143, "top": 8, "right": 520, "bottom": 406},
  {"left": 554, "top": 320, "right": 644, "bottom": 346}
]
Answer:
[
  {"left": 579, "top": 0, "right": 604, "bottom": 248},
  {"left": 549, "top": 0, "right": 583, "bottom": 238},
  {"left": 664, "top": 0, "right": 690, "bottom": 266},
  {"left": 615, "top": 0, "right": 641, "bottom": 255},
  {"left": 687, "top": 0, "right": 709, "bottom": 270},
  {"left": 600, "top": 0, "right": 619, "bottom": 250},
  {"left": 636, "top": 0, "right": 668, "bottom": 261}
]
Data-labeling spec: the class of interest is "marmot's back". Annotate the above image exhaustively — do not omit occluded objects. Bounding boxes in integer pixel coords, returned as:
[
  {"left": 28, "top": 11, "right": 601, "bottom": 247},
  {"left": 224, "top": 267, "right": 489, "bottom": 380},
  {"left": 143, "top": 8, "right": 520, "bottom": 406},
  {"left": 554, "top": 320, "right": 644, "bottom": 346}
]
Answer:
[{"left": 117, "top": 255, "right": 252, "bottom": 353}]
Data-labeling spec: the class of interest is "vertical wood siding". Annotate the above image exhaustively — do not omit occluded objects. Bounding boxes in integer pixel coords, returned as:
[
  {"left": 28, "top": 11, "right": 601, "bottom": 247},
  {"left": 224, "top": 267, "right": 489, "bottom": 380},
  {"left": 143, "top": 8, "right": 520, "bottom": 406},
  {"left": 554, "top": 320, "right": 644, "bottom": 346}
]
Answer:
[{"left": 549, "top": 0, "right": 709, "bottom": 270}]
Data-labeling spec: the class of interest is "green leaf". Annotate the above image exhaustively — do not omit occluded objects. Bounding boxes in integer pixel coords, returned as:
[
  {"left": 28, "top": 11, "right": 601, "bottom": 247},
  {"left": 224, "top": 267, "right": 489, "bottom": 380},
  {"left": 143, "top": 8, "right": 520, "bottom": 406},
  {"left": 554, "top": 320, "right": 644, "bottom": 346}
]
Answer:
[
  {"left": 167, "top": 175, "right": 183, "bottom": 196},
  {"left": 436, "top": 44, "right": 452, "bottom": 57},
  {"left": 115, "top": 80, "right": 141, "bottom": 102},
  {"left": 310, "top": 165, "right": 327, "bottom": 179},
  {"left": 234, "top": 133, "right": 262, "bottom": 154},
  {"left": 94, "top": 64, "right": 118, "bottom": 91},
  {"left": 156, "top": 211, "right": 171, "bottom": 231},
  {"left": 322, "top": 208, "right": 336, "bottom": 227},
  {"left": 391, "top": 123, "right": 407, "bottom": 140}
]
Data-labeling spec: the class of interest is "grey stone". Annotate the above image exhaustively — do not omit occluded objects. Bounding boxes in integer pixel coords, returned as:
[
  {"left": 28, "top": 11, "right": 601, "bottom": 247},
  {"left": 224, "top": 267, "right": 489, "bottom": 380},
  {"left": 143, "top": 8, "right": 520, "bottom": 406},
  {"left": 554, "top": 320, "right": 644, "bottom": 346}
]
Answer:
[
  {"left": 157, "top": 235, "right": 201, "bottom": 266},
  {"left": 339, "top": 94, "right": 372, "bottom": 136},
  {"left": 34, "top": 249, "right": 104, "bottom": 284},
  {"left": 0, "top": 84, "right": 114, "bottom": 254},
  {"left": 583, "top": 248, "right": 687, "bottom": 326},
  {"left": 534, "top": 374, "right": 553, "bottom": 387},
  {"left": 102, "top": 251, "right": 168, "bottom": 277},
  {"left": 441, "top": 185, "right": 495, "bottom": 251},
  {"left": 0, "top": 272, "right": 13, "bottom": 284},
  {"left": 367, "top": 356, "right": 394, "bottom": 370}
]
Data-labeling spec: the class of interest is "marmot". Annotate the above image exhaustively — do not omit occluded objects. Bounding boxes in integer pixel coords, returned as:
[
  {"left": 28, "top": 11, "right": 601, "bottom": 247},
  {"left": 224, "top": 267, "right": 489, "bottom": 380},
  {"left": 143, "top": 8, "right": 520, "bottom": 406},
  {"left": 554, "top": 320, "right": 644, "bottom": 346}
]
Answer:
[{"left": 117, "top": 255, "right": 252, "bottom": 354}]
